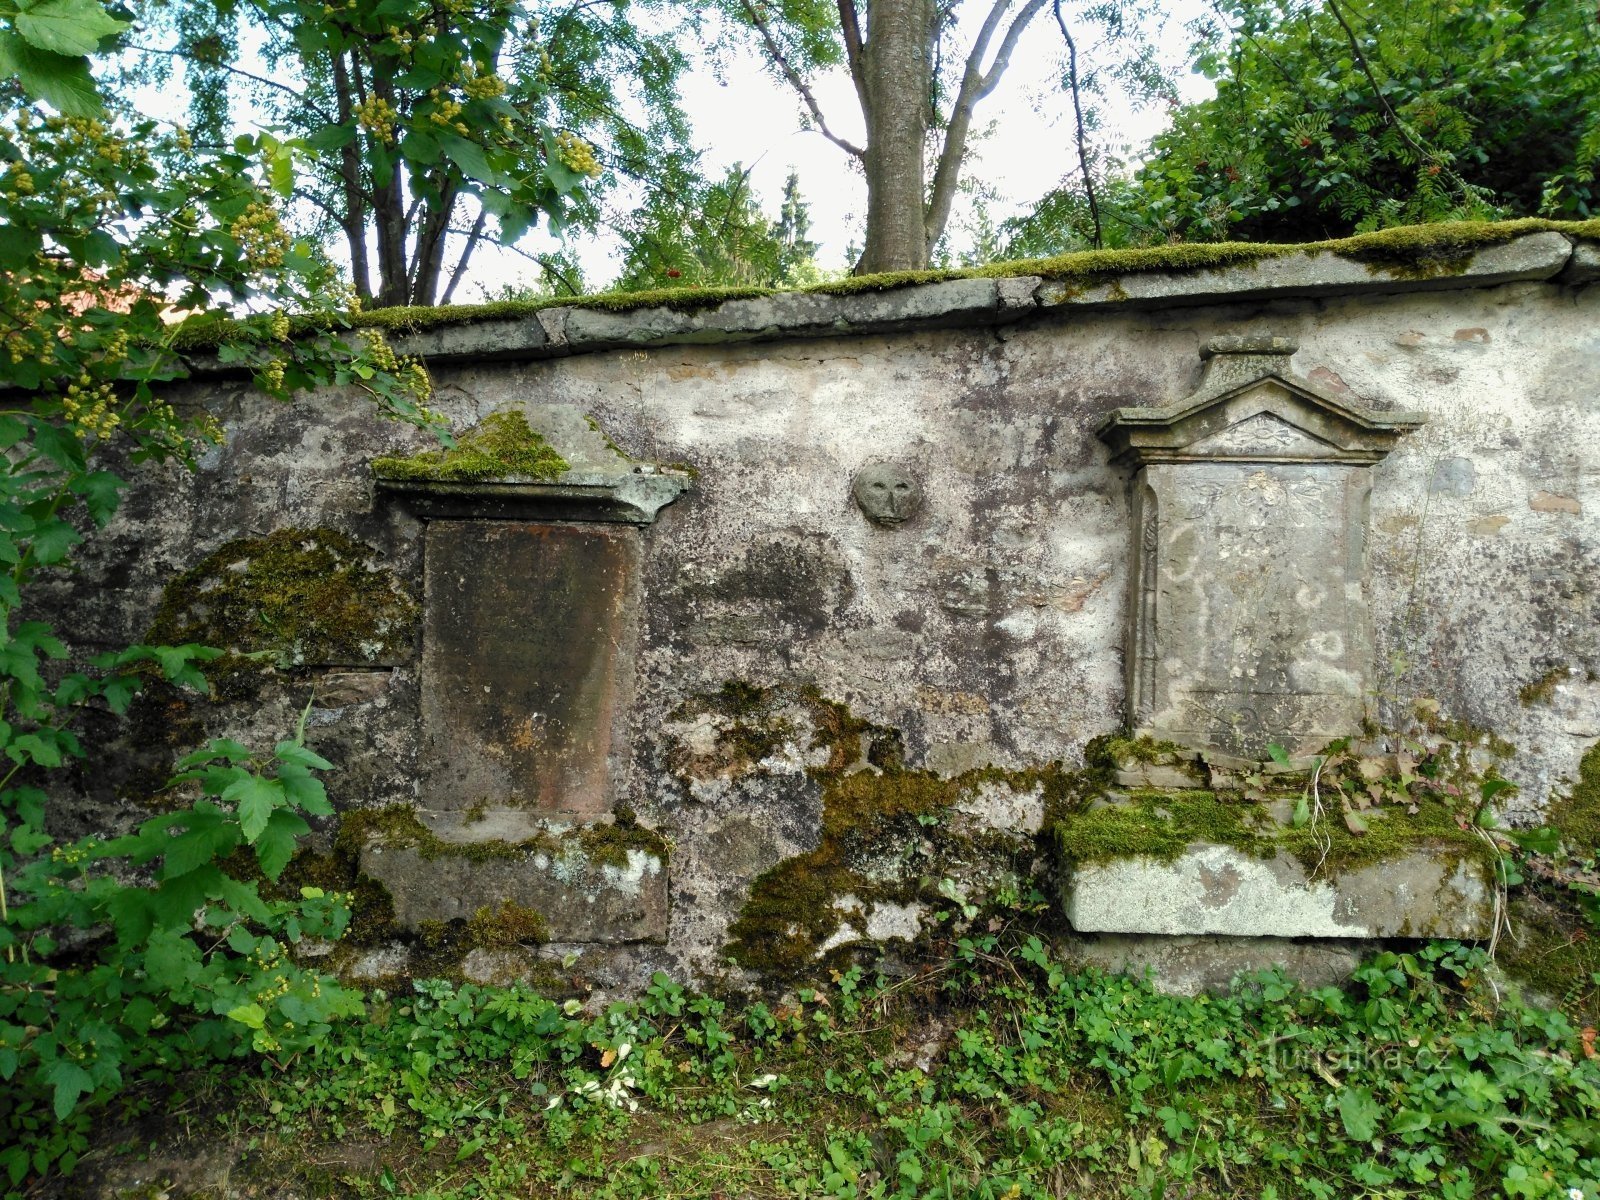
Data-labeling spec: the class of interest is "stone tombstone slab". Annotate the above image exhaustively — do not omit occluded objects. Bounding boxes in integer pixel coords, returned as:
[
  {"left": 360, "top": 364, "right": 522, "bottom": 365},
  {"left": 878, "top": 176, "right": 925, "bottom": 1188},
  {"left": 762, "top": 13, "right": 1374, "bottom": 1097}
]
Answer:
[
  {"left": 1098, "top": 337, "right": 1424, "bottom": 760},
  {"left": 422, "top": 520, "right": 639, "bottom": 819}
]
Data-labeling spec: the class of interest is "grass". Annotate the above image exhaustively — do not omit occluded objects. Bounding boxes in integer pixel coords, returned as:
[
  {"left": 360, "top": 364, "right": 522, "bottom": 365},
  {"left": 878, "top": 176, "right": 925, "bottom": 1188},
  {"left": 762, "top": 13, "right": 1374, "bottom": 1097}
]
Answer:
[{"left": 57, "top": 936, "right": 1600, "bottom": 1200}]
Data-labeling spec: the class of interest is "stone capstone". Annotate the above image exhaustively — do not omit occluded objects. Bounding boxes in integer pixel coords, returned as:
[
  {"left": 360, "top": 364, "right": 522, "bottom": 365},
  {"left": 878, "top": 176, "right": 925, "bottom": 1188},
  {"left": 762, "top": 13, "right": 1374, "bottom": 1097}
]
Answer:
[{"left": 1062, "top": 841, "right": 1493, "bottom": 939}]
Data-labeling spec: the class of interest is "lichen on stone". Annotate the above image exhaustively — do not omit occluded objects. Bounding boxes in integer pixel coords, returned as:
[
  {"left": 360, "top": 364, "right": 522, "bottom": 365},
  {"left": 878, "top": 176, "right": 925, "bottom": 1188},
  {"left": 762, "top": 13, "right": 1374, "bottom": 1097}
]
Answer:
[
  {"left": 147, "top": 527, "right": 417, "bottom": 671},
  {"left": 370, "top": 411, "right": 569, "bottom": 482}
]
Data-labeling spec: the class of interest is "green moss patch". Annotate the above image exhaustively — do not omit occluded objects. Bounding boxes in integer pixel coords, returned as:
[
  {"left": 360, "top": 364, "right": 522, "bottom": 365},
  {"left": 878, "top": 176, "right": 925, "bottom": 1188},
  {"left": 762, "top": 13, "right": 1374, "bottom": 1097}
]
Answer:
[
  {"left": 338, "top": 805, "right": 669, "bottom": 871},
  {"left": 717, "top": 687, "right": 1058, "bottom": 981},
  {"left": 1050, "top": 788, "right": 1496, "bottom": 877},
  {"left": 1548, "top": 740, "right": 1600, "bottom": 856},
  {"left": 371, "top": 411, "right": 568, "bottom": 482},
  {"left": 147, "top": 527, "right": 417, "bottom": 670},
  {"left": 1498, "top": 885, "right": 1600, "bottom": 1026}
]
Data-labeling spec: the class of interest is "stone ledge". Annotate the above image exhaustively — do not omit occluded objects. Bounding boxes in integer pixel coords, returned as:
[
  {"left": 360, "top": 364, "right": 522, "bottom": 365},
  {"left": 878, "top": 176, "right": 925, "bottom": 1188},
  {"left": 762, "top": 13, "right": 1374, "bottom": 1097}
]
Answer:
[
  {"left": 164, "top": 227, "right": 1592, "bottom": 377},
  {"left": 1036, "top": 231, "right": 1574, "bottom": 309},
  {"left": 1062, "top": 841, "right": 1493, "bottom": 939},
  {"left": 359, "top": 829, "right": 669, "bottom": 944}
]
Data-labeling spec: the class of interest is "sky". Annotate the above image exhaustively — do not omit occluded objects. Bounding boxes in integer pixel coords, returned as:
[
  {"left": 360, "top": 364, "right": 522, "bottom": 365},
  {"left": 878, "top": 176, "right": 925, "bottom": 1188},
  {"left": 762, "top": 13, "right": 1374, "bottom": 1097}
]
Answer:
[{"left": 470, "top": 1, "right": 1215, "bottom": 295}]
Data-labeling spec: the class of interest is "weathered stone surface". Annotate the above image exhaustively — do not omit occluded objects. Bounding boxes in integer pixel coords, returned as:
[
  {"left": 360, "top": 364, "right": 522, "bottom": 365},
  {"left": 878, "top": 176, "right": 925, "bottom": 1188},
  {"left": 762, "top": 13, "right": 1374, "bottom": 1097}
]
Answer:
[
  {"left": 1063, "top": 842, "right": 1493, "bottom": 938},
  {"left": 1038, "top": 231, "right": 1574, "bottom": 309},
  {"left": 1066, "top": 933, "right": 1365, "bottom": 995},
  {"left": 1561, "top": 240, "right": 1600, "bottom": 283},
  {"left": 359, "top": 833, "right": 668, "bottom": 942},
  {"left": 1103, "top": 341, "right": 1422, "bottom": 759},
  {"left": 314, "top": 669, "right": 393, "bottom": 708},
  {"left": 390, "top": 314, "right": 548, "bottom": 361},
  {"left": 559, "top": 278, "right": 1032, "bottom": 350},
  {"left": 422, "top": 521, "right": 638, "bottom": 817}
]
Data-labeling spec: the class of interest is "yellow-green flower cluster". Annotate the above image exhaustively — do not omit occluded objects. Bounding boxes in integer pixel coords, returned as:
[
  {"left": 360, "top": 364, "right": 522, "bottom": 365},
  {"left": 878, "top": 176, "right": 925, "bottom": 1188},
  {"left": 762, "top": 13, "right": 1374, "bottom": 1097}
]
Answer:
[
  {"left": 354, "top": 95, "right": 398, "bottom": 143},
  {"left": 61, "top": 375, "right": 121, "bottom": 440},
  {"left": 230, "top": 202, "right": 290, "bottom": 269},
  {"left": 555, "top": 130, "right": 602, "bottom": 177},
  {"left": 463, "top": 71, "right": 505, "bottom": 101}
]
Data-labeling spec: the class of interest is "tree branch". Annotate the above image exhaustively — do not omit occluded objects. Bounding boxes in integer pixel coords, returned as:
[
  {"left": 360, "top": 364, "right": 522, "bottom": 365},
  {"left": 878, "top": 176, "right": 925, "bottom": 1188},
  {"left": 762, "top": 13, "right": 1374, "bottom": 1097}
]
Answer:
[
  {"left": 1323, "top": 0, "right": 1433, "bottom": 164},
  {"left": 1053, "top": 0, "right": 1102, "bottom": 248},
  {"left": 836, "top": 0, "right": 869, "bottom": 110},
  {"left": 739, "top": 0, "right": 866, "bottom": 159},
  {"left": 127, "top": 44, "right": 339, "bottom": 125},
  {"left": 440, "top": 209, "right": 487, "bottom": 304},
  {"left": 924, "top": 0, "right": 1047, "bottom": 253}
]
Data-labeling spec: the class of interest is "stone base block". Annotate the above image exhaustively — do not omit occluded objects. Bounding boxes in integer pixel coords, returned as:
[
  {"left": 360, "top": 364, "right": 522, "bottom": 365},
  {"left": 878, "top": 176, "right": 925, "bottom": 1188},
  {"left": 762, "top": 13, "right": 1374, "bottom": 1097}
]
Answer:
[
  {"left": 359, "top": 826, "right": 668, "bottom": 944},
  {"left": 1065, "top": 933, "right": 1365, "bottom": 995},
  {"left": 1063, "top": 841, "right": 1492, "bottom": 939}
]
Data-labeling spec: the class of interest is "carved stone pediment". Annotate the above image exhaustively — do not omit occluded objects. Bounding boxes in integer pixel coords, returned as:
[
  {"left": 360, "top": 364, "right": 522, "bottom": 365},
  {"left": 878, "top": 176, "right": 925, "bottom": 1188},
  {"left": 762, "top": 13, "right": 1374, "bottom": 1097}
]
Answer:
[{"left": 1097, "top": 339, "right": 1424, "bottom": 467}]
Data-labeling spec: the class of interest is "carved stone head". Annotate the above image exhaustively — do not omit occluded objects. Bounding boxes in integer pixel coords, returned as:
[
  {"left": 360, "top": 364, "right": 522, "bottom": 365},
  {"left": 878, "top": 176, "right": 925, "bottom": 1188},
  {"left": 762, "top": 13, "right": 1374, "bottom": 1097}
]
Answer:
[{"left": 852, "top": 462, "right": 923, "bottom": 527}]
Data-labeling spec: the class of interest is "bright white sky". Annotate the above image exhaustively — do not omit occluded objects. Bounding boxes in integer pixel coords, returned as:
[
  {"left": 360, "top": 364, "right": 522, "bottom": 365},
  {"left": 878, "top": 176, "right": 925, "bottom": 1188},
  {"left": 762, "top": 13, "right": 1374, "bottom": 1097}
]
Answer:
[{"left": 472, "top": 1, "right": 1215, "bottom": 294}]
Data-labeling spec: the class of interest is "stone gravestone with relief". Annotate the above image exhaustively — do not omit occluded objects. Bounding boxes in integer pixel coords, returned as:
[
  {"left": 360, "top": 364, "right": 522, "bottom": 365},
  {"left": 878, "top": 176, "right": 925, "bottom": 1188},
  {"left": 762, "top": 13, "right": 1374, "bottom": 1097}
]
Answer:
[
  {"left": 355, "top": 408, "right": 689, "bottom": 952},
  {"left": 1059, "top": 337, "right": 1494, "bottom": 942}
]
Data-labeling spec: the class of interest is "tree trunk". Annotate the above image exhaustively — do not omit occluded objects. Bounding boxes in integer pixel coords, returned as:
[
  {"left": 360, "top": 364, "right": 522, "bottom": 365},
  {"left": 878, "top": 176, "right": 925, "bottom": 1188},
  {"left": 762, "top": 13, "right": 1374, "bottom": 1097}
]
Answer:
[{"left": 858, "top": 0, "right": 934, "bottom": 273}]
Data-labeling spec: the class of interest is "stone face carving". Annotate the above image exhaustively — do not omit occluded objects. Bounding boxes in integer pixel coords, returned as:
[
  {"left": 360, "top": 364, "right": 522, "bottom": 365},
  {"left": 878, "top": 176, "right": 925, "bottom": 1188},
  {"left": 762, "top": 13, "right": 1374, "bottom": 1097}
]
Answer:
[
  {"left": 1098, "top": 337, "right": 1424, "bottom": 761},
  {"left": 852, "top": 462, "right": 923, "bottom": 526}
]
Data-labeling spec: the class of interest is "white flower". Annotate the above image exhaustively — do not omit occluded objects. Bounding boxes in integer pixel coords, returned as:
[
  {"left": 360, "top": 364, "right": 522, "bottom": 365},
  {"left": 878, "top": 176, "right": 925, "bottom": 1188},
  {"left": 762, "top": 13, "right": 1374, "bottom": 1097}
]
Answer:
[
  {"left": 748, "top": 1073, "right": 780, "bottom": 1090},
  {"left": 614, "top": 1042, "right": 632, "bottom": 1064},
  {"left": 1567, "top": 1189, "right": 1583, "bottom": 1200}
]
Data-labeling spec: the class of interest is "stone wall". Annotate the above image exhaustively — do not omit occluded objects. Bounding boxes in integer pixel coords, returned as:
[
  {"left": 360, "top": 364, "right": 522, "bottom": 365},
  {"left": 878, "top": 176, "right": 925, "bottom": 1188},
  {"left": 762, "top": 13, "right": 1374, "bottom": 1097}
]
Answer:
[{"left": 45, "top": 227, "right": 1600, "bottom": 996}]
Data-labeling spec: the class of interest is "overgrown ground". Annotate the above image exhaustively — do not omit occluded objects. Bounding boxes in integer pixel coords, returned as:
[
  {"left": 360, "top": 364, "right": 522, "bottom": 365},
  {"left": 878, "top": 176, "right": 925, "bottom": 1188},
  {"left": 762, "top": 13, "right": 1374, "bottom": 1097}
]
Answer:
[{"left": 55, "top": 927, "right": 1600, "bottom": 1200}]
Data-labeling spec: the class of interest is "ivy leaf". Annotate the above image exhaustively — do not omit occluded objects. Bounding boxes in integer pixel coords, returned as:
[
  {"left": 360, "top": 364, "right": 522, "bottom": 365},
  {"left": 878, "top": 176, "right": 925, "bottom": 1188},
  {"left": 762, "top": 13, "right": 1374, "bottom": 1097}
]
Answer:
[
  {"left": 14, "top": 0, "right": 129, "bottom": 57},
  {"left": 223, "top": 774, "right": 280, "bottom": 843}
]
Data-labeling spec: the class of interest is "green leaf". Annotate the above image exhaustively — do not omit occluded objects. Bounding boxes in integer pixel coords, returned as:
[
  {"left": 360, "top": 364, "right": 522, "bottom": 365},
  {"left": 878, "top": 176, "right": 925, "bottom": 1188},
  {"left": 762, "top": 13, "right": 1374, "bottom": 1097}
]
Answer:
[
  {"left": 1338, "top": 1086, "right": 1380, "bottom": 1141},
  {"left": 29, "top": 518, "right": 81, "bottom": 565},
  {"left": 14, "top": 0, "right": 128, "bottom": 56},
  {"left": 223, "top": 774, "right": 281, "bottom": 842},
  {"left": 73, "top": 471, "right": 126, "bottom": 526},
  {"left": 254, "top": 809, "right": 309, "bottom": 880},
  {"left": 226, "top": 1002, "right": 267, "bottom": 1030},
  {"left": 274, "top": 740, "right": 334, "bottom": 771},
  {"left": 1291, "top": 793, "right": 1311, "bottom": 828},
  {"left": 0, "top": 29, "right": 103, "bottom": 116},
  {"left": 439, "top": 134, "right": 500, "bottom": 186},
  {"left": 1266, "top": 743, "right": 1292, "bottom": 767},
  {"left": 44, "top": 1059, "right": 94, "bottom": 1120}
]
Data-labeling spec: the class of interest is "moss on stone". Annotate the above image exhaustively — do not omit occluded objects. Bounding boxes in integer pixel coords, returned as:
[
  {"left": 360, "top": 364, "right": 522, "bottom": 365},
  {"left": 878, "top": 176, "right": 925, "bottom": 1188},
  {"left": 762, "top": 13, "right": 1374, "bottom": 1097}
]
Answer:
[
  {"left": 465, "top": 900, "right": 549, "bottom": 948},
  {"left": 147, "top": 527, "right": 417, "bottom": 672},
  {"left": 1497, "top": 886, "right": 1600, "bottom": 1026},
  {"left": 1547, "top": 740, "right": 1600, "bottom": 856},
  {"left": 1049, "top": 788, "right": 1495, "bottom": 877},
  {"left": 1518, "top": 666, "right": 1568, "bottom": 708},
  {"left": 337, "top": 804, "right": 669, "bottom": 869},
  {"left": 371, "top": 411, "right": 568, "bottom": 482},
  {"left": 172, "top": 220, "right": 1600, "bottom": 351}
]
